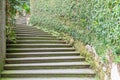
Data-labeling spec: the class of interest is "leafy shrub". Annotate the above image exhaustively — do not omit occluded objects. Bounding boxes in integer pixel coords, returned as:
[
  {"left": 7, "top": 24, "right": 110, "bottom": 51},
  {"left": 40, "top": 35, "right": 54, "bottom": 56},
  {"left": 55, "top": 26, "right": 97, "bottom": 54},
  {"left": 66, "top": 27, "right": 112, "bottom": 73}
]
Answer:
[
  {"left": 116, "top": 47, "right": 120, "bottom": 55},
  {"left": 6, "top": 0, "right": 21, "bottom": 42},
  {"left": 6, "top": 0, "right": 30, "bottom": 42},
  {"left": 30, "top": 0, "right": 120, "bottom": 59}
]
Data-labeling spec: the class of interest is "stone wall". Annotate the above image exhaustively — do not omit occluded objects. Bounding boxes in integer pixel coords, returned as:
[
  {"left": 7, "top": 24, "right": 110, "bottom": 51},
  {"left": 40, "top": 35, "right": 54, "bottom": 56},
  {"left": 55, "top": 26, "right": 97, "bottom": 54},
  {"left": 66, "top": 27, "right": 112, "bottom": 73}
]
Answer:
[{"left": 0, "top": 0, "right": 6, "bottom": 77}]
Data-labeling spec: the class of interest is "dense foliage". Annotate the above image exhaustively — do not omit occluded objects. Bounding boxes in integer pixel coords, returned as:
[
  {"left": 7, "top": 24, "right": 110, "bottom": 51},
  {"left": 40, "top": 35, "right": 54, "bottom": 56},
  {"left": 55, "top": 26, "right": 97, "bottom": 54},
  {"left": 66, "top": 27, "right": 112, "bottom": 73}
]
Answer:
[
  {"left": 6, "top": 0, "right": 30, "bottom": 42},
  {"left": 30, "top": 0, "right": 120, "bottom": 61}
]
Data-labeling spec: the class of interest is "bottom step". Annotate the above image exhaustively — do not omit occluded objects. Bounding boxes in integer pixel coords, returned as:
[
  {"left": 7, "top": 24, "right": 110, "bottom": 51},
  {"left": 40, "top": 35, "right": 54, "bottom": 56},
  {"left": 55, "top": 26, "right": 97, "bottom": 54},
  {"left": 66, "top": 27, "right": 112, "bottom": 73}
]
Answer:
[
  {"left": 2, "top": 69, "right": 95, "bottom": 78},
  {"left": 0, "top": 78, "right": 95, "bottom": 80}
]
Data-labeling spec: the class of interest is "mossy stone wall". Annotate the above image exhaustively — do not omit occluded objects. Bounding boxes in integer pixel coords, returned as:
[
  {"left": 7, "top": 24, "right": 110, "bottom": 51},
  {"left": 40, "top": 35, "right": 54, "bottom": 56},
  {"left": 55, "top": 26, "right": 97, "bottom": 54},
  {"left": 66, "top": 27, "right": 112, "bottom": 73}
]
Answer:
[{"left": 0, "top": 0, "right": 6, "bottom": 77}]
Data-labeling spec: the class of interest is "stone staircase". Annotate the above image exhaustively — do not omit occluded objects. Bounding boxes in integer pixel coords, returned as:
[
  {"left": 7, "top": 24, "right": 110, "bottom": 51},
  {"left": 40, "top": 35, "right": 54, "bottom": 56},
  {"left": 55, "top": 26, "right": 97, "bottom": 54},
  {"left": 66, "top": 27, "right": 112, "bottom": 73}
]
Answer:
[{"left": 1, "top": 24, "right": 95, "bottom": 80}]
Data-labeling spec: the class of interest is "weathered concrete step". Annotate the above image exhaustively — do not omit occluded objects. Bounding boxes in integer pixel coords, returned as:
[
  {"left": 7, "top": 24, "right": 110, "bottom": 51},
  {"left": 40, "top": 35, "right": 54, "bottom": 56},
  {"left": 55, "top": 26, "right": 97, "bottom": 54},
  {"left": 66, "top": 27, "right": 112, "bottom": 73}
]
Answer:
[
  {"left": 14, "top": 29, "right": 42, "bottom": 31},
  {"left": 7, "top": 40, "right": 66, "bottom": 44},
  {"left": 4, "top": 62, "right": 90, "bottom": 70},
  {"left": 15, "top": 25, "right": 30, "bottom": 27},
  {"left": 6, "top": 56, "right": 85, "bottom": 64},
  {"left": 15, "top": 24, "right": 35, "bottom": 28},
  {"left": 0, "top": 77, "right": 95, "bottom": 80},
  {"left": 15, "top": 32, "right": 50, "bottom": 35},
  {"left": 7, "top": 44, "right": 72, "bottom": 48},
  {"left": 16, "top": 37, "right": 61, "bottom": 40},
  {"left": 7, "top": 48, "right": 75, "bottom": 53},
  {"left": 15, "top": 30, "right": 47, "bottom": 33},
  {"left": 14, "top": 27, "right": 40, "bottom": 30},
  {"left": 13, "top": 27, "right": 42, "bottom": 31},
  {"left": 12, "top": 40, "right": 66, "bottom": 44},
  {"left": 14, "top": 28, "right": 41, "bottom": 30},
  {"left": 15, "top": 31, "right": 45, "bottom": 33},
  {"left": 15, "top": 32, "right": 52, "bottom": 36},
  {"left": 1, "top": 69, "right": 95, "bottom": 78},
  {"left": 6, "top": 52, "right": 79, "bottom": 58},
  {"left": 16, "top": 35, "right": 55, "bottom": 37}
]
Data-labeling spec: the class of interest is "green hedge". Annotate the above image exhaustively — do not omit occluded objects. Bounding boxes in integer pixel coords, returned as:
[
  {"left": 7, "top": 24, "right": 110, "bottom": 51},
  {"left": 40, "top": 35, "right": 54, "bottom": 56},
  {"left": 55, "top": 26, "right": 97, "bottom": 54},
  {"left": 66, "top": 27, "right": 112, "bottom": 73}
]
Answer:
[{"left": 30, "top": 0, "right": 120, "bottom": 59}]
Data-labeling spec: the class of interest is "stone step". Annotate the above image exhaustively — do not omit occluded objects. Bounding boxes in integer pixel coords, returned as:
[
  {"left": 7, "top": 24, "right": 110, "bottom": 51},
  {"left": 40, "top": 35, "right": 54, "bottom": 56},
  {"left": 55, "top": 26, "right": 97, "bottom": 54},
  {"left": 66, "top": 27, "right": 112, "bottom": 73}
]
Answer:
[
  {"left": 15, "top": 31, "right": 45, "bottom": 33},
  {"left": 7, "top": 48, "right": 75, "bottom": 53},
  {"left": 15, "top": 31, "right": 50, "bottom": 35},
  {"left": 14, "top": 28, "right": 41, "bottom": 30},
  {"left": 16, "top": 37, "right": 61, "bottom": 40},
  {"left": 6, "top": 52, "right": 79, "bottom": 58},
  {"left": 15, "top": 32, "right": 52, "bottom": 36},
  {"left": 0, "top": 77, "right": 95, "bottom": 80},
  {"left": 14, "top": 26, "right": 36, "bottom": 29},
  {"left": 7, "top": 44, "right": 72, "bottom": 48},
  {"left": 6, "top": 56, "right": 85, "bottom": 64},
  {"left": 4, "top": 62, "right": 90, "bottom": 70},
  {"left": 16, "top": 35, "right": 55, "bottom": 37},
  {"left": 15, "top": 25, "right": 33, "bottom": 27},
  {"left": 16, "top": 34, "right": 52, "bottom": 36},
  {"left": 15, "top": 24, "right": 32, "bottom": 27},
  {"left": 15, "top": 30, "right": 47, "bottom": 33},
  {"left": 14, "top": 27, "right": 43, "bottom": 30},
  {"left": 15, "top": 32, "right": 50, "bottom": 35},
  {"left": 14, "top": 28, "right": 42, "bottom": 31},
  {"left": 7, "top": 40, "right": 66, "bottom": 44},
  {"left": 1, "top": 69, "right": 95, "bottom": 78}
]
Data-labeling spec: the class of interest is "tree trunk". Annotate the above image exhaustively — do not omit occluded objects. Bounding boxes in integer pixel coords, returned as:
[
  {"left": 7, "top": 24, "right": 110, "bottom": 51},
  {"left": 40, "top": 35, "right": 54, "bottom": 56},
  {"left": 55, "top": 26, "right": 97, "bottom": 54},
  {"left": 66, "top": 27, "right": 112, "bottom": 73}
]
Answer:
[{"left": 0, "top": 0, "right": 6, "bottom": 77}]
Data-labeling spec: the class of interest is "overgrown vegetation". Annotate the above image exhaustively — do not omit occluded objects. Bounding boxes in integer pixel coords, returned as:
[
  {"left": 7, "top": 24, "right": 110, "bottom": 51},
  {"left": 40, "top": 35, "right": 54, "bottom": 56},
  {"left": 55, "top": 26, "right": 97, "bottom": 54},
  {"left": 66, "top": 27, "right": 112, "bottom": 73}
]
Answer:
[
  {"left": 6, "top": 0, "right": 30, "bottom": 42},
  {"left": 30, "top": 0, "right": 120, "bottom": 62}
]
